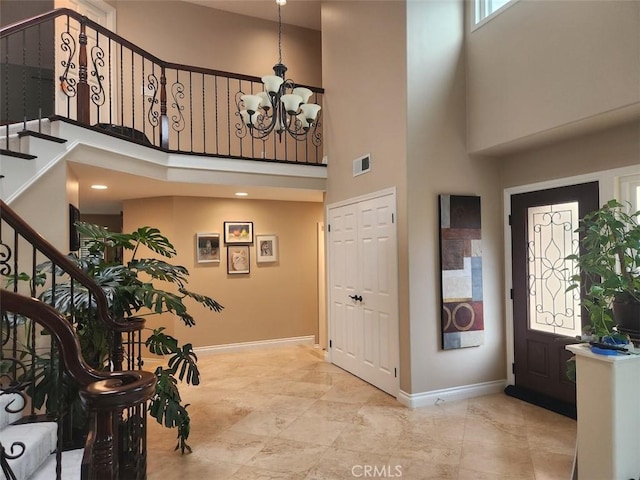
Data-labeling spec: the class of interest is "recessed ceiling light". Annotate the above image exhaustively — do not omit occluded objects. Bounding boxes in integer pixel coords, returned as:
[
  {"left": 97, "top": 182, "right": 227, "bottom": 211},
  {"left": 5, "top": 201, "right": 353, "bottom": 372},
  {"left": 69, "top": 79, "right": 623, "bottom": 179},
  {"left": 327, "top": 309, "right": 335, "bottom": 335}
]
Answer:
[
  {"left": 235, "top": 192, "right": 249, "bottom": 197},
  {"left": 91, "top": 184, "right": 108, "bottom": 190}
]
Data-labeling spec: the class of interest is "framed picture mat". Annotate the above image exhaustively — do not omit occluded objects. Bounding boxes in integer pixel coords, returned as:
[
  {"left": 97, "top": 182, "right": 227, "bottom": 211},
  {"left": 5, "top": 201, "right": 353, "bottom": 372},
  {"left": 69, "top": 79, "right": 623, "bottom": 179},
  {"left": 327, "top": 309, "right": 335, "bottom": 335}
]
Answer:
[
  {"left": 227, "top": 245, "right": 250, "bottom": 274},
  {"left": 256, "top": 234, "right": 278, "bottom": 263},
  {"left": 196, "top": 233, "right": 220, "bottom": 263}
]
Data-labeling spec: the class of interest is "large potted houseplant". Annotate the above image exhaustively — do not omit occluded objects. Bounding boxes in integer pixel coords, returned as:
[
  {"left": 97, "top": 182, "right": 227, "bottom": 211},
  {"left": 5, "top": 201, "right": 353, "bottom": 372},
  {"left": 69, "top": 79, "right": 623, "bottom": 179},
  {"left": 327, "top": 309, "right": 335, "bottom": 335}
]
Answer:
[
  {"left": 567, "top": 199, "right": 640, "bottom": 341},
  {"left": 27, "top": 222, "right": 223, "bottom": 454}
]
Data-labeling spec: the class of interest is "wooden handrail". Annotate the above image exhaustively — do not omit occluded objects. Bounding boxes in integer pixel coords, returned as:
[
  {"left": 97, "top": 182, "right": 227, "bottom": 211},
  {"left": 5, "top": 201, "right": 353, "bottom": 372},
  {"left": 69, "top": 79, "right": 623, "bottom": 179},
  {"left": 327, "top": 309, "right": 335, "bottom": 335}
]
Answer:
[
  {"left": 0, "top": 8, "right": 324, "bottom": 93},
  {"left": 1, "top": 289, "right": 156, "bottom": 480},
  {"left": 0, "top": 200, "right": 143, "bottom": 333},
  {"left": 0, "top": 289, "right": 156, "bottom": 395}
]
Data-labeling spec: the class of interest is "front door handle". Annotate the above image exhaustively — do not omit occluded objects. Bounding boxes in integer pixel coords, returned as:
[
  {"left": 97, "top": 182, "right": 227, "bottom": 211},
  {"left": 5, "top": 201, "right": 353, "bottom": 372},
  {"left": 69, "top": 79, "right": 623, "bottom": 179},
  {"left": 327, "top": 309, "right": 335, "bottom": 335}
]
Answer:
[{"left": 349, "top": 294, "right": 363, "bottom": 302}]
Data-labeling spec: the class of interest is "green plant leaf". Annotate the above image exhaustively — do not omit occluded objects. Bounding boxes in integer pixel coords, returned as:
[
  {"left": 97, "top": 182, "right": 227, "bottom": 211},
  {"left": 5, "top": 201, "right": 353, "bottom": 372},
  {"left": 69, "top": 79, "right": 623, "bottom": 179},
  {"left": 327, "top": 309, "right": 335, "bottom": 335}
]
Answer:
[
  {"left": 128, "top": 259, "right": 188, "bottom": 287},
  {"left": 166, "top": 343, "right": 200, "bottom": 386},
  {"left": 145, "top": 328, "right": 179, "bottom": 356},
  {"left": 129, "top": 227, "right": 177, "bottom": 258},
  {"left": 179, "top": 288, "right": 224, "bottom": 313}
]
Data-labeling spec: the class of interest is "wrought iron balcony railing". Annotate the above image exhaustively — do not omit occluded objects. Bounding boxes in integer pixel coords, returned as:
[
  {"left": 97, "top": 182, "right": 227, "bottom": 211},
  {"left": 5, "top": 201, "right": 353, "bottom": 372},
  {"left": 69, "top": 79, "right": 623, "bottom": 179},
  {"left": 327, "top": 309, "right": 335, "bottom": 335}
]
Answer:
[{"left": 1, "top": 8, "right": 325, "bottom": 165}]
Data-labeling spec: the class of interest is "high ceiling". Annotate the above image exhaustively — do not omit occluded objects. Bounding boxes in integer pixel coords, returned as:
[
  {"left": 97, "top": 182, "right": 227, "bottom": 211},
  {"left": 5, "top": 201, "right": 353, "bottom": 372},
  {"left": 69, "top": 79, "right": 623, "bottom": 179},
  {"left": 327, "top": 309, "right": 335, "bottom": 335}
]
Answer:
[{"left": 180, "top": 0, "right": 321, "bottom": 30}]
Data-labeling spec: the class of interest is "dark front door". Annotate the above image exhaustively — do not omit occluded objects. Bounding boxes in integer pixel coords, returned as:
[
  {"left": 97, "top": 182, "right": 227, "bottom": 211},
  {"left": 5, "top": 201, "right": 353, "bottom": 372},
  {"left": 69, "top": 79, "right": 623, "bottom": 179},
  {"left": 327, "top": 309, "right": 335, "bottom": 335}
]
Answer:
[{"left": 511, "top": 182, "right": 599, "bottom": 404}]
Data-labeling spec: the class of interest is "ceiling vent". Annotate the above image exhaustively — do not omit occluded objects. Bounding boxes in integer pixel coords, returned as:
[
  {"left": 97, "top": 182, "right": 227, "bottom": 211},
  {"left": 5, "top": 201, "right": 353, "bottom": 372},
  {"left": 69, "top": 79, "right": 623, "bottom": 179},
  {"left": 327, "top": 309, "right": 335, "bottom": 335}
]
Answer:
[{"left": 353, "top": 154, "right": 371, "bottom": 177}]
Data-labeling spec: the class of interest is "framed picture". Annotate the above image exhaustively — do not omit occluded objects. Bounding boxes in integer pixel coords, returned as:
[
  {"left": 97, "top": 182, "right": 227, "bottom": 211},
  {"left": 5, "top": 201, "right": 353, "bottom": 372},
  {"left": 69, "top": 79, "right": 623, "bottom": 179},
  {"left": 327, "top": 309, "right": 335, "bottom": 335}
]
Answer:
[
  {"left": 69, "top": 203, "right": 80, "bottom": 251},
  {"left": 224, "top": 221, "right": 253, "bottom": 244},
  {"left": 196, "top": 233, "right": 220, "bottom": 263},
  {"left": 227, "top": 245, "right": 250, "bottom": 274},
  {"left": 256, "top": 235, "right": 278, "bottom": 263}
]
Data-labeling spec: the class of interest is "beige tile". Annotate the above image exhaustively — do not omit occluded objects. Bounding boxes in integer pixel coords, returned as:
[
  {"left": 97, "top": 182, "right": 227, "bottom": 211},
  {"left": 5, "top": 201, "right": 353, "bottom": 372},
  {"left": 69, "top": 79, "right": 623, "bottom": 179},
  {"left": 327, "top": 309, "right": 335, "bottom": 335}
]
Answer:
[
  {"left": 229, "top": 466, "right": 306, "bottom": 480},
  {"left": 404, "top": 398, "right": 469, "bottom": 421},
  {"left": 147, "top": 453, "right": 241, "bottom": 479},
  {"left": 186, "top": 401, "right": 253, "bottom": 440},
  {"left": 393, "top": 430, "right": 463, "bottom": 465},
  {"left": 354, "top": 405, "right": 408, "bottom": 435},
  {"left": 458, "top": 468, "right": 529, "bottom": 480},
  {"left": 209, "top": 391, "right": 276, "bottom": 411},
  {"left": 320, "top": 383, "right": 375, "bottom": 404},
  {"left": 388, "top": 456, "right": 458, "bottom": 479},
  {"left": 460, "top": 440, "right": 535, "bottom": 478},
  {"left": 246, "top": 438, "right": 328, "bottom": 474},
  {"left": 305, "top": 447, "right": 392, "bottom": 480},
  {"left": 366, "top": 389, "right": 404, "bottom": 407},
  {"left": 401, "top": 413, "right": 466, "bottom": 442},
  {"left": 194, "top": 430, "right": 269, "bottom": 465},
  {"left": 530, "top": 449, "right": 576, "bottom": 480},
  {"left": 143, "top": 345, "right": 578, "bottom": 480},
  {"left": 302, "top": 399, "right": 363, "bottom": 423},
  {"left": 332, "top": 423, "right": 402, "bottom": 456},
  {"left": 286, "top": 370, "right": 350, "bottom": 386},
  {"left": 278, "top": 416, "right": 348, "bottom": 446},
  {"left": 463, "top": 416, "right": 529, "bottom": 448},
  {"left": 259, "top": 394, "right": 317, "bottom": 416},
  {"left": 467, "top": 393, "right": 527, "bottom": 425},
  {"left": 526, "top": 421, "right": 577, "bottom": 456},
  {"left": 229, "top": 410, "right": 298, "bottom": 436}
]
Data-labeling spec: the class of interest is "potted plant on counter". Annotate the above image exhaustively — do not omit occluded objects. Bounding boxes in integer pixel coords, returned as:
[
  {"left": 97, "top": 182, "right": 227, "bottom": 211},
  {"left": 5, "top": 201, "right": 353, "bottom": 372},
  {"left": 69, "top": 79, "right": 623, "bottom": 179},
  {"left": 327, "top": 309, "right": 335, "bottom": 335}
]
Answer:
[{"left": 567, "top": 199, "right": 640, "bottom": 342}]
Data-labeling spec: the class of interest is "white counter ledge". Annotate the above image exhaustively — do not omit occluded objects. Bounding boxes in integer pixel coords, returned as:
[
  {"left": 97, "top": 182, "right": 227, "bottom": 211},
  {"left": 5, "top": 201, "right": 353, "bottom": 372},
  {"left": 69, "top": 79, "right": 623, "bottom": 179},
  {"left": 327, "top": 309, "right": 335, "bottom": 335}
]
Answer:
[{"left": 566, "top": 343, "right": 640, "bottom": 480}]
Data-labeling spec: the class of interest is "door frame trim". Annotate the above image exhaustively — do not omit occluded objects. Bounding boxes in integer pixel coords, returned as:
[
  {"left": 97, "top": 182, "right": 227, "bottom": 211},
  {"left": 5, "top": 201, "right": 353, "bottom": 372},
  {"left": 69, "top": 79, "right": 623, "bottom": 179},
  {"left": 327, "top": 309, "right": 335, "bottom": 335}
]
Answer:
[
  {"left": 503, "top": 165, "right": 640, "bottom": 385},
  {"left": 325, "top": 187, "right": 399, "bottom": 394}
]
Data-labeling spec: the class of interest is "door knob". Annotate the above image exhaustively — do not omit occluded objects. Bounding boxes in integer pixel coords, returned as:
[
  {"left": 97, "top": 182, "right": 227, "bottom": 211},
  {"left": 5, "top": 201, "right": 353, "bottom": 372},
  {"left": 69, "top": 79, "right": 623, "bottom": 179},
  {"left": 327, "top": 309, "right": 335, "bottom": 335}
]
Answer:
[{"left": 349, "top": 294, "right": 363, "bottom": 302}]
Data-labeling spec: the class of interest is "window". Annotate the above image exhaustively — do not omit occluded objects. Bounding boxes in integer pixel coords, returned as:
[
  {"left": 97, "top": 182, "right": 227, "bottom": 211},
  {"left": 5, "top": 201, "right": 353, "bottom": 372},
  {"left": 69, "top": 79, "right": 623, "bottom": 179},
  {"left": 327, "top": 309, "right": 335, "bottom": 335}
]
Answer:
[
  {"left": 475, "top": 0, "right": 513, "bottom": 24},
  {"left": 526, "top": 201, "right": 582, "bottom": 337}
]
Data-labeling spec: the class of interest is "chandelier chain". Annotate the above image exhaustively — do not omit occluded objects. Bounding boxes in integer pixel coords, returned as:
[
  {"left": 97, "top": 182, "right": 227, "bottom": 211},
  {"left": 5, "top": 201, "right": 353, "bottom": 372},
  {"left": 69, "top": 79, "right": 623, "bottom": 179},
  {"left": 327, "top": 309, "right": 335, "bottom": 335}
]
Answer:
[{"left": 278, "top": 4, "right": 283, "bottom": 65}]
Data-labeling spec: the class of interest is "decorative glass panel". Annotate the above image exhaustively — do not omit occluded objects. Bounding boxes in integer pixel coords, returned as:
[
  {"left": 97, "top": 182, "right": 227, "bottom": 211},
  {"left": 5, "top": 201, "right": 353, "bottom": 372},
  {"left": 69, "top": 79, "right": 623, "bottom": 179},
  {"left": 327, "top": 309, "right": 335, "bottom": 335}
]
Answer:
[{"left": 527, "top": 202, "right": 581, "bottom": 336}]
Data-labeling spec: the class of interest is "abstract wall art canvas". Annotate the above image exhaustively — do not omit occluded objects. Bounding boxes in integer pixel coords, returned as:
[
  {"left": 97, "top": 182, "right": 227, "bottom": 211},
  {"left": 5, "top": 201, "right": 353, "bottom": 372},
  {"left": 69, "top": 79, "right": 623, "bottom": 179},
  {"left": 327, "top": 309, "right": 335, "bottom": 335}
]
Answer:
[{"left": 439, "top": 195, "right": 484, "bottom": 350}]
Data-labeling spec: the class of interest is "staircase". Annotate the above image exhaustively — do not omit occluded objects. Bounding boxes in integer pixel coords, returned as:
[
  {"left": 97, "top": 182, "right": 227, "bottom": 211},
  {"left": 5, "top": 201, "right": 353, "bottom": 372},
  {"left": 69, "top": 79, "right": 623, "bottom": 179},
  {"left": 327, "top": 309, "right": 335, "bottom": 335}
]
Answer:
[
  {"left": 0, "top": 392, "right": 83, "bottom": 479},
  {"left": 0, "top": 118, "right": 68, "bottom": 203},
  {"left": 1, "top": 200, "right": 156, "bottom": 480}
]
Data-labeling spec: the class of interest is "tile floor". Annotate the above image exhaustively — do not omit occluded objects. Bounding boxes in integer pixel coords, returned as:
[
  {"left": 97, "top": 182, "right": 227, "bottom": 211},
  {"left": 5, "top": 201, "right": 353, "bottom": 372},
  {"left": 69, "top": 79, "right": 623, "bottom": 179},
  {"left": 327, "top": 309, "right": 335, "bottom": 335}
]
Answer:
[{"left": 146, "top": 345, "right": 577, "bottom": 479}]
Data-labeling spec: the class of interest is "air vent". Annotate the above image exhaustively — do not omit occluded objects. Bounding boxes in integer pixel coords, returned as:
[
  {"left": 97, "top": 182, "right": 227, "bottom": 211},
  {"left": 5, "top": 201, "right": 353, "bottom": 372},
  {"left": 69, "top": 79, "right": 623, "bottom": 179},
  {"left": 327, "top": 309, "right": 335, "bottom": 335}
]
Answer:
[{"left": 353, "top": 154, "right": 371, "bottom": 177}]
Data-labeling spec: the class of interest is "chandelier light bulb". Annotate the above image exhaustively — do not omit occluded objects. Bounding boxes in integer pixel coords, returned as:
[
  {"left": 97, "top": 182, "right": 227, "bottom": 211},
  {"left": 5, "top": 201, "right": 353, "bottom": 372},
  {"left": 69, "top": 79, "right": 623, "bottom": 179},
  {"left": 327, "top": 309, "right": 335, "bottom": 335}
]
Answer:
[
  {"left": 292, "top": 87, "right": 313, "bottom": 104},
  {"left": 281, "top": 94, "right": 302, "bottom": 114}
]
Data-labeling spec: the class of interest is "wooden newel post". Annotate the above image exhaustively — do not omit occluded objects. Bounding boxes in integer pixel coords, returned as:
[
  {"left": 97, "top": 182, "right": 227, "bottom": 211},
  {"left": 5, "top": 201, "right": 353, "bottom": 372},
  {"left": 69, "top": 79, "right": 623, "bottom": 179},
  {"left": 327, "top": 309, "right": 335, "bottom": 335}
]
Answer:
[
  {"left": 77, "top": 18, "right": 90, "bottom": 125},
  {"left": 88, "top": 410, "right": 118, "bottom": 480},
  {"left": 160, "top": 67, "right": 169, "bottom": 149}
]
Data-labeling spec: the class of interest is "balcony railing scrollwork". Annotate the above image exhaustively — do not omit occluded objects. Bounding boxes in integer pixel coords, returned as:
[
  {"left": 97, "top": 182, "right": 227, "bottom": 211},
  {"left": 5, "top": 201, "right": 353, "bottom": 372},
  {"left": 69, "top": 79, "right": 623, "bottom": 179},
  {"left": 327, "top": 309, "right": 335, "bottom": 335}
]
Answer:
[{"left": 1, "top": 8, "right": 324, "bottom": 164}]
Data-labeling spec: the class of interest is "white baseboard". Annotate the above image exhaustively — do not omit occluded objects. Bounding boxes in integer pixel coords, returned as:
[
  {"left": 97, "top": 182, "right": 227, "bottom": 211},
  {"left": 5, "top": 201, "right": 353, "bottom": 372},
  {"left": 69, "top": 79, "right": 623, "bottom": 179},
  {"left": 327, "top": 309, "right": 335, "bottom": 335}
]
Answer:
[
  {"left": 192, "top": 335, "right": 315, "bottom": 356},
  {"left": 397, "top": 379, "right": 506, "bottom": 409}
]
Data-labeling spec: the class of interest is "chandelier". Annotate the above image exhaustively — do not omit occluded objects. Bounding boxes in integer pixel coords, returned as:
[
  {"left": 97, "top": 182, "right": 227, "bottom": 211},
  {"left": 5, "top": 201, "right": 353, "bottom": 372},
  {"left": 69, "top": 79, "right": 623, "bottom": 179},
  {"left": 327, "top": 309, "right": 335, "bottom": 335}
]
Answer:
[{"left": 236, "top": 3, "right": 321, "bottom": 144}]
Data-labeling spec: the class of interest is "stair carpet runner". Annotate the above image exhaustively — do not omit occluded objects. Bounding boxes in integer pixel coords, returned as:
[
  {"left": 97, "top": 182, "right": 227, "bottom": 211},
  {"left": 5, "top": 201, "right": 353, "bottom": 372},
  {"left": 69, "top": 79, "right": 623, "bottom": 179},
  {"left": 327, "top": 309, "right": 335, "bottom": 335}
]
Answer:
[{"left": 0, "top": 393, "right": 83, "bottom": 480}]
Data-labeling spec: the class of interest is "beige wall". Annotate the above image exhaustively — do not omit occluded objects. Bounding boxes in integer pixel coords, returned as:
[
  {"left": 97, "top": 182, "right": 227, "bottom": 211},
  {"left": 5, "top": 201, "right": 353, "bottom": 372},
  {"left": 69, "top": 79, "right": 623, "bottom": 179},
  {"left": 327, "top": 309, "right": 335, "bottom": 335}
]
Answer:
[
  {"left": 80, "top": 213, "right": 122, "bottom": 233},
  {"left": 107, "top": 0, "right": 322, "bottom": 87},
  {"left": 406, "top": 0, "right": 504, "bottom": 394},
  {"left": 321, "top": 0, "right": 410, "bottom": 387},
  {"left": 9, "top": 162, "right": 76, "bottom": 253},
  {"left": 500, "top": 121, "right": 640, "bottom": 189},
  {"left": 467, "top": 0, "right": 640, "bottom": 154},
  {"left": 123, "top": 196, "right": 323, "bottom": 348}
]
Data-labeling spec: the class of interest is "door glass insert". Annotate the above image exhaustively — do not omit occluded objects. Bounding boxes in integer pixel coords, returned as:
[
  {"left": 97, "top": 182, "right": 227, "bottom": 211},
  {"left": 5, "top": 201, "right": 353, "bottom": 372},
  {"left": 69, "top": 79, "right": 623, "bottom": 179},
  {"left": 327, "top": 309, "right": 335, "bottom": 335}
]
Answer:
[{"left": 527, "top": 202, "right": 581, "bottom": 336}]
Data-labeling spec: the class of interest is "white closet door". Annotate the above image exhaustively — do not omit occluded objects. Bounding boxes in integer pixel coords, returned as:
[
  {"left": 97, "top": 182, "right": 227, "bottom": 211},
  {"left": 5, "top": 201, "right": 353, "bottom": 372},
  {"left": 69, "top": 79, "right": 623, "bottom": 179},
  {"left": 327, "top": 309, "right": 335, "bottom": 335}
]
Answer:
[{"left": 328, "top": 190, "right": 399, "bottom": 395}]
